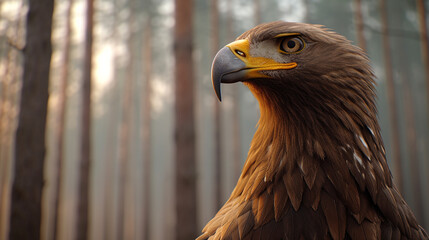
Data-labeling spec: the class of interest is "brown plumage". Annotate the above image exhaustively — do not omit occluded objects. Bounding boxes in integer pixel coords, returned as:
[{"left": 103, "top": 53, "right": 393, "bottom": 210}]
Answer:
[{"left": 198, "top": 21, "right": 428, "bottom": 240}]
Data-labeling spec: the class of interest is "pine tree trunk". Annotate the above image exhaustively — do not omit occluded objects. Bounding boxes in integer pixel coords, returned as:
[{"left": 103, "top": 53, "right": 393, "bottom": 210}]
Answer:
[
  {"left": 227, "top": 0, "right": 242, "bottom": 184},
  {"left": 416, "top": 0, "right": 429, "bottom": 229},
  {"left": 254, "top": 0, "right": 261, "bottom": 25},
  {"left": 103, "top": 0, "right": 119, "bottom": 239},
  {"left": 52, "top": 0, "right": 74, "bottom": 239},
  {"left": 211, "top": 0, "right": 223, "bottom": 211},
  {"left": 379, "top": 0, "right": 403, "bottom": 192},
  {"left": 416, "top": 0, "right": 429, "bottom": 146},
  {"left": 0, "top": 9, "right": 23, "bottom": 239},
  {"left": 174, "top": 0, "right": 197, "bottom": 238},
  {"left": 77, "top": 0, "right": 94, "bottom": 238},
  {"left": 142, "top": 12, "right": 153, "bottom": 240},
  {"left": 401, "top": 70, "right": 424, "bottom": 226},
  {"left": 117, "top": 4, "right": 136, "bottom": 239},
  {"left": 9, "top": 0, "right": 54, "bottom": 239},
  {"left": 102, "top": 75, "right": 119, "bottom": 240},
  {"left": 354, "top": 0, "right": 367, "bottom": 52}
]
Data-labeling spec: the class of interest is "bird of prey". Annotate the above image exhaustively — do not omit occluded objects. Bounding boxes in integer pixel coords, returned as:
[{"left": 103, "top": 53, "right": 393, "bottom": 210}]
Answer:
[{"left": 197, "top": 21, "right": 428, "bottom": 240}]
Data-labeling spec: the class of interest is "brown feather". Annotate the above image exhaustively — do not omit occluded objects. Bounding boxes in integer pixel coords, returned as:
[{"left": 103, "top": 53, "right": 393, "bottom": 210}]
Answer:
[
  {"left": 237, "top": 211, "right": 254, "bottom": 239},
  {"left": 256, "top": 192, "right": 274, "bottom": 227},
  {"left": 346, "top": 217, "right": 380, "bottom": 240},
  {"left": 298, "top": 154, "right": 319, "bottom": 190},
  {"left": 273, "top": 180, "right": 288, "bottom": 221},
  {"left": 198, "top": 21, "right": 428, "bottom": 240},
  {"left": 320, "top": 190, "right": 347, "bottom": 240},
  {"left": 283, "top": 168, "right": 304, "bottom": 211}
]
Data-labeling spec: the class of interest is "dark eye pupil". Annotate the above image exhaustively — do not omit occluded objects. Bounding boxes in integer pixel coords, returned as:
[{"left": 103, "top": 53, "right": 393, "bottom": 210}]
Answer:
[
  {"left": 287, "top": 40, "right": 296, "bottom": 49},
  {"left": 235, "top": 50, "right": 245, "bottom": 57}
]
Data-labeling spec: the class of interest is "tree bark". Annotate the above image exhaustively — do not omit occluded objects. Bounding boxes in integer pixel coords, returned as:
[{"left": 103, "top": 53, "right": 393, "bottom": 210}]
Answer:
[
  {"left": 379, "top": 0, "right": 403, "bottom": 192},
  {"left": 174, "top": 0, "right": 197, "bottom": 238},
  {"left": 77, "top": 0, "right": 94, "bottom": 238},
  {"left": 117, "top": 3, "right": 136, "bottom": 239},
  {"left": 416, "top": 0, "right": 429, "bottom": 93},
  {"left": 401, "top": 71, "right": 424, "bottom": 226},
  {"left": 103, "top": 0, "right": 119, "bottom": 239},
  {"left": 226, "top": 0, "right": 242, "bottom": 185},
  {"left": 142, "top": 11, "right": 153, "bottom": 240},
  {"left": 52, "top": 0, "right": 74, "bottom": 239},
  {"left": 254, "top": 0, "right": 261, "bottom": 25},
  {"left": 0, "top": 7, "right": 23, "bottom": 239},
  {"left": 211, "top": 0, "right": 223, "bottom": 212},
  {"left": 354, "top": 0, "right": 367, "bottom": 52},
  {"left": 9, "top": 0, "right": 54, "bottom": 239},
  {"left": 416, "top": 0, "right": 429, "bottom": 229},
  {"left": 415, "top": 0, "right": 429, "bottom": 227},
  {"left": 416, "top": 0, "right": 429, "bottom": 146}
]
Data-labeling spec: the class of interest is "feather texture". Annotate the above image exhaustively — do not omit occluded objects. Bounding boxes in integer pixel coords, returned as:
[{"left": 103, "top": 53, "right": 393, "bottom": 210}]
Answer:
[{"left": 197, "top": 21, "right": 428, "bottom": 240}]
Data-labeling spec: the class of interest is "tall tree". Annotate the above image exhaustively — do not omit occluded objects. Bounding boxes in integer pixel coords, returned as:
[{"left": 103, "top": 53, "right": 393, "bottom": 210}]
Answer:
[
  {"left": 142, "top": 4, "right": 153, "bottom": 240},
  {"left": 211, "top": 0, "right": 223, "bottom": 211},
  {"left": 416, "top": 0, "right": 429, "bottom": 131},
  {"left": 77, "top": 0, "right": 94, "bottom": 238},
  {"left": 302, "top": 0, "right": 310, "bottom": 23},
  {"left": 9, "top": 0, "right": 54, "bottom": 239},
  {"left": 52, "top": 0, "right": 74, "bottom": 239},
  {"left": 254, "top": 0, "right": 261, "bottom": 25},
  {"left": 353, "top": 0, "right": 367, "bottom": 52},
  {"left": 227, "top": 0, "right": 242, "bottom": 184},
  {"left": 401, "top": 69, "right": 424, "bottom": 225},
  {"left": 0, "top": 7, "right": 24, "bottom": 239},
  {"left": 102, "top": 0, "right": 120, "bottom": 239},
  {"left": 379, "top": 0, "right": 403, "bottom": 192},
  {"left": 174, "top": 0, "right": 197, "bottom": 238},
  {"left": 416, "top": 0, "right": 429, "bottom": 228},
  {"left": 117, "top": 2, "right": 136, "bottom": 238}
]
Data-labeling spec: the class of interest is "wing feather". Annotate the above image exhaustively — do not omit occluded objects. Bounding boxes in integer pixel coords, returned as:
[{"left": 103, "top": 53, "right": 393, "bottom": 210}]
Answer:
[
  {"left": 273, "top": 179, "right": 288, "bottom": 221},
  {"left": 320, "top": 190, "right": 346, "bottom": 240},
  {"left": 283, "top": 168, "right": 304, "bottom": 211},
  {"left": 237, "top": 210, "right": 254, "bottom": 239}
]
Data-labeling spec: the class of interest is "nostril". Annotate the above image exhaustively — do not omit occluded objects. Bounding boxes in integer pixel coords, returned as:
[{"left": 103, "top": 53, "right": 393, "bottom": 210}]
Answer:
[{"left": 235, "top": 49, "right": 246, "bottom": 57}]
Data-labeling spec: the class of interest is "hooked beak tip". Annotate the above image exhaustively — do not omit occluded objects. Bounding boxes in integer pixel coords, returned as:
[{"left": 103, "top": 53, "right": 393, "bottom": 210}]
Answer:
[{"left": 211, "top": 46, "right": 246, "bottom": 102}]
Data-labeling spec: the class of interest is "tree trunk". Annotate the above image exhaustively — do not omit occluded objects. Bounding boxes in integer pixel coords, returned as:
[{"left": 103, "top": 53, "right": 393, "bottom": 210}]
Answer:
[
  {"left": 226, "top": 0, "right": 242, "bottom": 185},
  {"left": 211, "top": 0, "right": 223, "bottom": 212},
  {"left": 416, "top": 0, "right": 429, "bottom": 123},
  {"left": 174, "top": 0, "right": 197, "bottom": 238},
  {"left": 117, "top": 4, "right": 136, "bottom": 239},
  {"left": 103, "top": 0, "right": 119, "bottom": 239},
  {"left": 142, "top": 11, "right": 153, "bottom": 240},
  {"left": 0, "top": 8, "right": 23, "bottom": 239},
  {"left": 52, "top": 0, "right": 74, "bottom": 239},
  {"left": 77, "top": 0, "right": 94, "bottom": 238},
  {"left": 9, "top": 0, "right": 54, "bottom": 239},
  {"left": 416, "top": 0, "right": 429, "bottom": 228},
  {"left": 102, "top": 73, "right": 119, "bottom": 240},
  {"left": 379, "top": 0, "right": 403, "bottom": 192},
  {"left": 354, "top": 0, "right": 367, "bottom": 52},
  {"left": 302, "top": 0, "right": 310, "bottom": 23},
  {"left": 401, "top": 70, "right": 424, "bottom": 226},
  {"left": 254, "top": 0, "right": 261, "bottom": 25}
]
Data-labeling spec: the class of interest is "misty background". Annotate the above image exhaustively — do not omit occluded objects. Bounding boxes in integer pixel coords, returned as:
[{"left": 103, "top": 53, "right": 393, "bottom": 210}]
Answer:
[{"left": 0, "top": 0, "right": 428, "bottom": 239}]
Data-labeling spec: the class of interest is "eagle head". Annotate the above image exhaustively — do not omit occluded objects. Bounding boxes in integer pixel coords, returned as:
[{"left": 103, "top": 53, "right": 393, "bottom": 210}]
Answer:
[{"left": 212, "top": 21, "right": 375, "bottom": 115}]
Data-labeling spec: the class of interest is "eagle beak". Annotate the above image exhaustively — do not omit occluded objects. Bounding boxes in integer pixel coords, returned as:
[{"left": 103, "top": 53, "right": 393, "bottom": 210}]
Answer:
[
  {"left": 211, "top": 39, "right": 297, "bottom": 101},
  {"left": 211, "top": 45, "right": 246, "bottom": 101}
]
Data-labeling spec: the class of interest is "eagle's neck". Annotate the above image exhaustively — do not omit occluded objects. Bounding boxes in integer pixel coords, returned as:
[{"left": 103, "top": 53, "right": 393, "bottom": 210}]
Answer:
[{"left": 230, "top": 78, "right": 389, "bottom": 203}]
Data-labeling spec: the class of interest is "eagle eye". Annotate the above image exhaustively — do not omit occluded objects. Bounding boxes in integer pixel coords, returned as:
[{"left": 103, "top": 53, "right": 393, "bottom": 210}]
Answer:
[
  {"left": 235, "top": 49, "right": 246, "bottom": 57},
  {"left": 279, "top": 36, "right": 304, "bottom": 54}
]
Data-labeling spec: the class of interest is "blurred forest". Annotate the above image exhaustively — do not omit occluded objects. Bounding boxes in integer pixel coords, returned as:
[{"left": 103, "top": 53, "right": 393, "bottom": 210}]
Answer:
[{"left": 0, "top": 0, "right": 429, "bottom": 239}]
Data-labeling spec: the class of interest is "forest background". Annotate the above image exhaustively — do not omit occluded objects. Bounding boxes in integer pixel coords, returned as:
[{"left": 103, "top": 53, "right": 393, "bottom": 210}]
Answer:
[{"left": 0, "top": 0, "right": 429, "bottom": 239}]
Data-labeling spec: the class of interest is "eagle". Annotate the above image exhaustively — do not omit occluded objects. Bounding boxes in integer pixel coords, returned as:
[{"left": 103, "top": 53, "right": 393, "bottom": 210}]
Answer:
[{"left": 197, "top": 21, "right": 428, "bottom": 240}]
